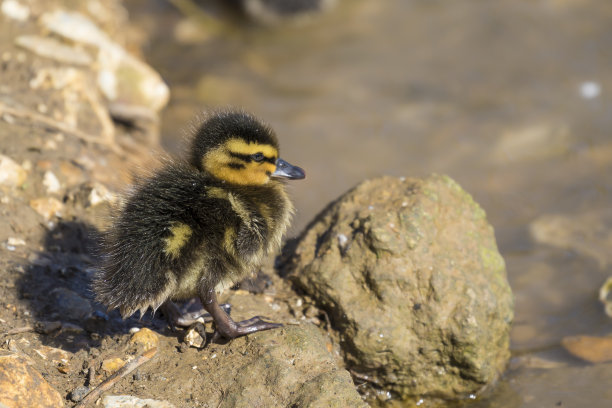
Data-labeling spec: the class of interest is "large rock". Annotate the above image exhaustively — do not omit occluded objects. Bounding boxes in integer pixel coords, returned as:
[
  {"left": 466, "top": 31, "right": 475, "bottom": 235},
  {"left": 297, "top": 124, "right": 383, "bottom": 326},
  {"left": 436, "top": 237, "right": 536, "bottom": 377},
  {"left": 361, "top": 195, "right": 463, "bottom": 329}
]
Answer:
[
  {"left": 0, "top": 353, "right": 64, "bottom": 408},
  {"left": 220, "top": 324, "right": 367, "bottom": 408},
  {"left": 285, "top": 175, "right": 514, "bottom": 401}
]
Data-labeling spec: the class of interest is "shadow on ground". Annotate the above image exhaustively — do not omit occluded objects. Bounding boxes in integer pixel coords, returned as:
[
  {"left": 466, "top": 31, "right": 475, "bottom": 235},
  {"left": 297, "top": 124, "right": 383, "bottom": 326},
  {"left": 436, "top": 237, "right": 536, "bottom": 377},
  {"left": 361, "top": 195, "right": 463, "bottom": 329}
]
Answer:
[{"left": 15, "top": 220, "right": 169, "bottom": 352}]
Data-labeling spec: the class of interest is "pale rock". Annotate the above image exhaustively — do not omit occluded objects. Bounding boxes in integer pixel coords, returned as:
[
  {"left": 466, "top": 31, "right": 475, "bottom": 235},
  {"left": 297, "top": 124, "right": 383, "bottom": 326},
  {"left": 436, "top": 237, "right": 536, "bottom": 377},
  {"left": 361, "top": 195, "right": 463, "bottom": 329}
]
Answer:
[
  {"left": 43, "top": 171, "right": 61, "bottom": 194},
  {"left": 102, "top": 395, "right": 175, "bottom": 408},
  {"left": 1, "top": 0, "right": 29, "bottom": 22},
  {"left": 40, "top": 10, "right": 169, "bottom": 113},
  {"left": 88, "top": 182, "right": 116, "bottom": 206},
  {"left": 0, "top": 155, "right": 27, "bottom": 187},
  {"left": 0, "top": 353, "right": 64, "bottom": 408},
  {"left": 29, "top": 197, "right": 63, "bottom": 219},
  {"left": 15, "top": 35, "right": 92, "bottom": 66},
  {"left": 183, "top": 322, "right": 206, "bottom": 348},
  {"left": 6, "top": 237, "right": 25, "bottom": 246}
]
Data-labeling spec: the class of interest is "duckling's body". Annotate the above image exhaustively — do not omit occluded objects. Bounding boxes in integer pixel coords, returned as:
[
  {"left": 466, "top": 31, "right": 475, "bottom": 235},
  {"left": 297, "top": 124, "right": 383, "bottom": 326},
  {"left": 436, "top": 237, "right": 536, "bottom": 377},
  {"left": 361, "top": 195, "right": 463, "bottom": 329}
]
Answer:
[{"left": 94, "top": 110, "right": 304, "bottom": 339}]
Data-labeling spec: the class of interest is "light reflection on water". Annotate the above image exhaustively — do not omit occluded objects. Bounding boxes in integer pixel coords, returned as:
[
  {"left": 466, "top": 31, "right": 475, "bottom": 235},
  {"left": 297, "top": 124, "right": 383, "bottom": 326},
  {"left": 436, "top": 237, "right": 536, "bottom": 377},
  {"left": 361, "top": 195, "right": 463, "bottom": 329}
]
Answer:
[{"left": 128, "top": 0, "right": 612, "bottom": 406}]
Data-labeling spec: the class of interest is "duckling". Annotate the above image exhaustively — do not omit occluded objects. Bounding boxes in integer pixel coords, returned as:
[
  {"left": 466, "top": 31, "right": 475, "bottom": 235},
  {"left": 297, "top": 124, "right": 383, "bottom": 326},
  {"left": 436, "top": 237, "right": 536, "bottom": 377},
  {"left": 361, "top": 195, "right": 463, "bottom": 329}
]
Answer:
[{"left": 94, "top": 110, "right": 305, "bottom": 339}]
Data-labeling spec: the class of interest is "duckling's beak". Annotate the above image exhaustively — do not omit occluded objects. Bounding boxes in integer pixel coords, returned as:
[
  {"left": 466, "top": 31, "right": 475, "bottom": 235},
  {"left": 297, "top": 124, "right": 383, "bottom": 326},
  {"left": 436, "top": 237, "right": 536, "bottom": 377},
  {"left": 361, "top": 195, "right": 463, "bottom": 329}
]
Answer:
[{"left": 271, "top": 158, "right": 306, "bottom": 180}]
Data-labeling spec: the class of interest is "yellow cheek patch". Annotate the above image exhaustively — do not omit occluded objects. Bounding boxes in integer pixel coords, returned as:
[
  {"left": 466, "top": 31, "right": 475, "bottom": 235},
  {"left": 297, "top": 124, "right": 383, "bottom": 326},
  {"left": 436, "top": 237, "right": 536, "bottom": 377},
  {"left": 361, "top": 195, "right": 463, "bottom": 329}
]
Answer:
[
  {"left": 262, "top": 162, "right": 276, "bottom": 175},
  {"left": 202, "top": 141, "right": 278, "bottom": 185},
  {"left": 164, "top": 222, "right": 192, "bottom": 259},
  {"left": 208, "top": 164, "right": 271, "bottom": 185},
  {"left": 225, "top": 138, "right": 278, "bottom": 158}
]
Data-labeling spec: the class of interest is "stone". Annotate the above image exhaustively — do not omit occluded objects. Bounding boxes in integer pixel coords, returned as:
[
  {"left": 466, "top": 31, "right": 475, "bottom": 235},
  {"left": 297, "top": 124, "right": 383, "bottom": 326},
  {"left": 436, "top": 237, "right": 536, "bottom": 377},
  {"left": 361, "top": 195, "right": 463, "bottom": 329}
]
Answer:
[
  {"left": 33, "top": 345, "right": 72, "bottom": 371},
  {"left": 87, "top": 182, "right": 116, "bottom": 206},
  {"left": 1, "top": 0, "right": 29, "bottom": 22},
  {"left": 69, "top": 386, "right": 89, "bottom": 402},
  {"left": 6, "top": 237, "right": 25, "bottom": 246},
  {"left": 0, "top": 353, "right": 64, "bottom": 408},
  {"left": 284, "top": 175, "right": 514, "bottom": 401},
  {"left": 561, "top": 335, "right": 612, "bottom": 363},
  {"left": 40, "top": 10, "right": 170, "bottom": 113},
  {"left": 221, "top": 324, "right": 367, "bottom": 407},
  {"left": 48, "top": 287, "right": 92, "bottom": 320},
  {"left": 102, "top": 395, "right": 175, "bottom": 408},
  {"left": 0, "top": 154, "right": 27, "bottom": 187},
  {"left": 15, "top": 35, "right": 92, "bottom": 66},
  {"left": 129, "top": 327, "right": 159, "bottom": 351},
  {"left": 43, "top": 171, "right": 61, "bottom": 194},
  {"left": 29, "top": 197, "right": 64, "bottom": 220},
  {"left": 101, "top": 357, "right": 125, "bottom": 374},
  {"left": 183, "top": 322, "right": 206, "bottom": 348}
]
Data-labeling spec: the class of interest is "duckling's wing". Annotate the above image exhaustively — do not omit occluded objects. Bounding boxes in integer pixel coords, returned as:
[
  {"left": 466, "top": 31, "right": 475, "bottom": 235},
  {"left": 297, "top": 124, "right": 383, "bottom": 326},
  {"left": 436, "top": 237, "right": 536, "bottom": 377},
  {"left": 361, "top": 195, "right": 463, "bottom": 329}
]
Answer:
[{"left": 94, "top": 163, "right": 219, "bottom": 318}]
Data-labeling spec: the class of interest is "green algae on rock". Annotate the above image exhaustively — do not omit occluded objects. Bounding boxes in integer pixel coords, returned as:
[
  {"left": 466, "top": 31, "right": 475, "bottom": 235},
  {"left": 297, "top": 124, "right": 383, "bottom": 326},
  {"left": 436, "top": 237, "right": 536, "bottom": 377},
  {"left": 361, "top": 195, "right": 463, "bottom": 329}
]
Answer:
[{"left": 284, "top": 174, "right": 514, "bottom": 403}]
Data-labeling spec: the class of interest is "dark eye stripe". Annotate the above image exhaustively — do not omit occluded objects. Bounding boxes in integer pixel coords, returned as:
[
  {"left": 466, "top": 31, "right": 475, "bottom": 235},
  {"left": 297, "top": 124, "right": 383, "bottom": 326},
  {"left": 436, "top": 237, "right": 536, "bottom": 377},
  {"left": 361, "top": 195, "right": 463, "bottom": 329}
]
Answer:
[
  {"left": 229, "top": 151, "right": 276, "bottom": 164},
  {"left": 227, "top": 162, "right": 246, "bottom": 169}
]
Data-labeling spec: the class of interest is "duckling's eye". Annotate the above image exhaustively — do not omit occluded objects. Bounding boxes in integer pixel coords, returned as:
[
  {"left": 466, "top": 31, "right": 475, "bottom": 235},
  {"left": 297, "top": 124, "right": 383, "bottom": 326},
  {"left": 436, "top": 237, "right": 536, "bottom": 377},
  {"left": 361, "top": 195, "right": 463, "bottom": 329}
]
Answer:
[{"left": 251, "top": 153, "right": 265, "bottom": 162}]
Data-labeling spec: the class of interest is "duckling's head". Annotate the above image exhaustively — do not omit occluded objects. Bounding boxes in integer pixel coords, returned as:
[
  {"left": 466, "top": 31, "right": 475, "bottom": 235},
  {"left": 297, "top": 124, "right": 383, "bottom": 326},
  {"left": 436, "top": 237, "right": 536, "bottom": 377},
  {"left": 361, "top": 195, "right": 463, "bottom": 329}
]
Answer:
[{"left": 191, "top": 110, "right": 305, "bottom": 185}]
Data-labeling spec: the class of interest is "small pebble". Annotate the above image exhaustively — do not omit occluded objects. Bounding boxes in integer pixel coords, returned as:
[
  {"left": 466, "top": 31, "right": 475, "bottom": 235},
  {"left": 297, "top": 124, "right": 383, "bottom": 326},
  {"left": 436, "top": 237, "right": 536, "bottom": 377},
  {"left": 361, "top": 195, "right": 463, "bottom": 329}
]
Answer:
[
  {"left": 69, "top": 386, "right": 90, "bottom": 402},
  {"left": 0, "top": 154, "right": 28, "bottom": 187},
  {"left": 1, "top": 0, "right": 30, "bottom": 21},
  {"left": 101, "top": 357, "right": 125, "bottom": 374},
  {"left": 337, "top": 233, "right": 348, "bottom": 250},
  {"left": 183, "top": 322, "right": 206, "bottom": 349},
  {"left": 129, "top": 327, "right": 159, "bottom": 351},
  {"left": 43, "top": 171, "right": 61, "bottom": 193},
  {"left": 7, "top": 237, "right": 25, "bottom": 246}
]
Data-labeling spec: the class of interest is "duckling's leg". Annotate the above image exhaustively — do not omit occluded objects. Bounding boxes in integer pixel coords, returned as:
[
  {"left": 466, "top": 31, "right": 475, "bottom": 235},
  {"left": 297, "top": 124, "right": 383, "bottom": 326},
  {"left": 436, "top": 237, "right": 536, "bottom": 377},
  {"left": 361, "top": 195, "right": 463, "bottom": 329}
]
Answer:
[
  {"left": 200, "top": 287, "right": 282, "bottom": 340},
  {"left": 160, "top": 300, "right": 231, "bottom": 328}
]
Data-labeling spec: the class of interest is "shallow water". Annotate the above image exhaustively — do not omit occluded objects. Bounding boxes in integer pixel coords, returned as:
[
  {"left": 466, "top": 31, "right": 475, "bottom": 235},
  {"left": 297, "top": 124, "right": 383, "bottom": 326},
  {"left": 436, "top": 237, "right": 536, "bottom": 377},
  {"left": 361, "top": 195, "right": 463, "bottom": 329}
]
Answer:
[{"left": 127, "top": 0, "right": 612, "bottom": 406}]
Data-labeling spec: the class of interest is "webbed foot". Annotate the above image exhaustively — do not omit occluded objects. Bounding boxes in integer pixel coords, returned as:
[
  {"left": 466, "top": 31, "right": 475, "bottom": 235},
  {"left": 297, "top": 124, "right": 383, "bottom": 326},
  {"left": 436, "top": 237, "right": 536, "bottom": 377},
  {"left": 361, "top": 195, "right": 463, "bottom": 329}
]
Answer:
[{"left": 200, "top": 288, "right": 282, "bottom": 341}]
